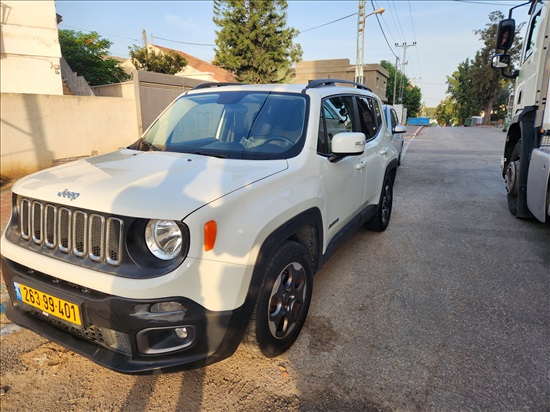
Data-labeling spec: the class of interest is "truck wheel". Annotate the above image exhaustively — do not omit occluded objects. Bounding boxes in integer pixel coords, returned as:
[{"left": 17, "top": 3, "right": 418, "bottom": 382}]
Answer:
[
  {"left": 243, "top": 241, "right": 313, "bottom": 357},
  {"left": 505, "top": 140, "right": 521, "bottom": 216},
  {"left": 365, "top": 172, "right": 394, "bottom": 232}
]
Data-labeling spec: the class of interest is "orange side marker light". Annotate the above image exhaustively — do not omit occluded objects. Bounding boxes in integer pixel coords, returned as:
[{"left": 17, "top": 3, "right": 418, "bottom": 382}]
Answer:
[{"left": 204, "top": 220, "right": 217, "bottom": 251}]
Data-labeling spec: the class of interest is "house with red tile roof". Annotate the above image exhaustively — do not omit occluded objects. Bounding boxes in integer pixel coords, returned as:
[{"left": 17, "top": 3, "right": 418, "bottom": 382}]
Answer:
[{"left": 121, "top": 45, "right": 236, "bottom": 83}]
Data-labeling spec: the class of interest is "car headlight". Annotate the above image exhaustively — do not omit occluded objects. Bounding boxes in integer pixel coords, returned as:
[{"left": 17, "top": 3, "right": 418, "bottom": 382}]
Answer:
[{"left": 145, "top": 220, "right": 183, "bottom": 260}]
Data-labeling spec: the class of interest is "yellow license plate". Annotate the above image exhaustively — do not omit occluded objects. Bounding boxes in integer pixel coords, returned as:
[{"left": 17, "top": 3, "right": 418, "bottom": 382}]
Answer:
[{"left": 13, "top": 281, "right": 82, "bottom": 326}]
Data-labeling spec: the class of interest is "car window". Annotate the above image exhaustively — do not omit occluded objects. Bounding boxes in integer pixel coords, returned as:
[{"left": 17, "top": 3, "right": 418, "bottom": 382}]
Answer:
[
  {"left": 373, "top": 99, "right": 383, "bottom": 132},
  {"left": 357, "top": 96, "right": 379, "bottom": 140},
  {"left": 524, "top": 7, "right": 542, "bottom": 62},
  {"left": 142, "top": 91, "right": 308, "bottom": 160},
  {"left": 318, "top": 96, "right": 355, "bottom": 155},
  {"left": 391, "top": 108, "right": 399, "bottom": 131}
]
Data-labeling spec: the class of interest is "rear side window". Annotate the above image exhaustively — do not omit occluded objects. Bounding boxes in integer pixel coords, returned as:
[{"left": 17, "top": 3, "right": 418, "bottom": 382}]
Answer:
[
  {"left": 357, "top": 96, "right": 380, "bottom": 140},
  {"left": 390, "top": 108, "right": 399, "bottom": 131}
]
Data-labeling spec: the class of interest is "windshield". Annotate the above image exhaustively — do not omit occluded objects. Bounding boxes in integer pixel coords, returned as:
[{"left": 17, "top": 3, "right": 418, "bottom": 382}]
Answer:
[{"left": 136, "top": 91, "right": 308, "bottom": 160}]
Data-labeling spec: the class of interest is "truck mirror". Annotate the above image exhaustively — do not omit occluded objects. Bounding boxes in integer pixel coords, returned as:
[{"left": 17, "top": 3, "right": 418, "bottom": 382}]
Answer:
[
  {"left": 496, "top": 19, "right": 515, "bottom": 51},
  {"left": 491, "top": 54, "right": 511, "bottom": 69}
]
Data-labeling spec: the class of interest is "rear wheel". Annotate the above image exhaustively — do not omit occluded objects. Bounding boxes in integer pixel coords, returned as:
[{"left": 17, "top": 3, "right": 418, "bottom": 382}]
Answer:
[
  {"left": 366, "top": 172, "right": 394, "bottom": 232},
  {"left": 398, "top": 142, "right": 403, "bottom": 166},
  {"left": 243, "top": 241, "right": 313, "bottom": 357},
  {"left": 505, "top": 140, "right": 521, "bottom": 216}
]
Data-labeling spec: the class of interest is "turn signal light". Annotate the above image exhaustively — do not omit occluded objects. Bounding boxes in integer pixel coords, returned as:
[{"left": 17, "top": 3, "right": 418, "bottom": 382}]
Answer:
[{"left": 204, "top": 220, "right": 217, "bottom": 251}]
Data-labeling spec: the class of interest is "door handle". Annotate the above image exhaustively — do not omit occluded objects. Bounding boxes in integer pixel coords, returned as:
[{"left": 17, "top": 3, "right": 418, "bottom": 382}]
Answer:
[
  {"left": 379, "top": 147, "right": 389, "bottom": 155},
  {"left": 355, "top": 160, "right": 367, "bottom": 170}
]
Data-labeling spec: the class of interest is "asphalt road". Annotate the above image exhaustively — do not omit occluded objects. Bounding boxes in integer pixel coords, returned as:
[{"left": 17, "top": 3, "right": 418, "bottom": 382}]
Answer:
[{"left": 1, "top": 126, "right": 549, "bottom": 411}]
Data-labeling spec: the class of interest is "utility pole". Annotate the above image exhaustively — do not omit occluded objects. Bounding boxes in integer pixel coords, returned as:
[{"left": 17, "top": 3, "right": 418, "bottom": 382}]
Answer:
[
  {"left": 142, "top": 29, "right": 147, "bottom": 48},
  {"left": 394, "top": 42, "right": 416, "bottom": 104},
  {"left": 355, "top": 1, "right": 384, "bottom": 84},
  {"left": 355, "top": 0, "right": 366, "bottom": 84},
  {"left": 392, "top": 55, "right": 400, "bottom": 106}
]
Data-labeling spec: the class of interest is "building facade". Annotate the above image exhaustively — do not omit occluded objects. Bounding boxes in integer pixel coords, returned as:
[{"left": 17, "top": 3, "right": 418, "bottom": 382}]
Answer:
[
  {"left": 1, "top": 0, "right": 63, "bottom": 95},
  {"left": 293, "top": 59, "right": 389, "bottom": 102}
]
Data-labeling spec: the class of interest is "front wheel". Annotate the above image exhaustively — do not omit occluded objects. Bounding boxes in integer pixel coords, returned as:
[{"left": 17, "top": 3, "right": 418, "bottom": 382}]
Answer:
[
  {"left": 243, "top": 241, "right": 313, "bottom": 358},
  {"left": 365, "top": 172, "right": 394, "bottom": 232}
]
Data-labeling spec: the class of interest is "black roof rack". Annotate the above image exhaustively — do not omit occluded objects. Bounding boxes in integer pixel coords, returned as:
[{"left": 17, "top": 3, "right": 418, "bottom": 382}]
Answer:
[
  {"left": 303, "top": 79, "right": 372, "bottom": 93},
  {"left": 191, "top": 82, "right": 243, "bottom": 90}
]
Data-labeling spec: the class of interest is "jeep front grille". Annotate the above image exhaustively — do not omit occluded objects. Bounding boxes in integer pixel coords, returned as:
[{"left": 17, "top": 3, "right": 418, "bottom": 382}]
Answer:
[{"left": 19, "top": 198, "right": 123, "bottom": 266}]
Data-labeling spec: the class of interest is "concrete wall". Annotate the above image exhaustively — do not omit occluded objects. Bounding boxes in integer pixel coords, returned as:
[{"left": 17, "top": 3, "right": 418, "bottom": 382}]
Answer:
[
  {"left": 133, "top": 70, "right": 202, "bottom": 133},
  {"left": 92, "top": 81, "right": 135, "bottom": 98},
  {"left": 0, "top": 0, "right": 63, "bottom": 95},
  {"left": 92, "top": 71, "right": 203, "bottom": 134},
  {"left": 0, "top": 93, "right": 139, "bottom": 179}
]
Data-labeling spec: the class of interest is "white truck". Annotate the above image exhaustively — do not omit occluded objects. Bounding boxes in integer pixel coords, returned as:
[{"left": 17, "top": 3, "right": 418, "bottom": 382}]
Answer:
[{"left": 492, "top": 0, "right": 550, "bottom": 222}]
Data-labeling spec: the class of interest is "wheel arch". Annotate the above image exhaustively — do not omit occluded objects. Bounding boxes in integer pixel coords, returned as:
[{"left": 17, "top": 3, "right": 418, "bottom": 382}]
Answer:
[
  {"left": 504, "top": 122, "right": 522, "bottom": 176},
  {"left": 254, "top": 207, "right": 324, "bottom": 276},
  {"left": 232, "top": 207, "right": 323, "bottom": 340}
]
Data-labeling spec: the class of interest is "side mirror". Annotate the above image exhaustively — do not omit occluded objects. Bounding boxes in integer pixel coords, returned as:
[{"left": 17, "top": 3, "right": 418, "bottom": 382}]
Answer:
[
  {"left": 329, "top": 132, "right": 365, "bottom": 162},
  {"left": 393, "top": 125, "right": 407, "bottom": 134},
  {"left": 491, "top": 53, "right": 511, "bottom": 69},
  {"left": 496, "top": 19, "right": 515, "bottom": 51}
]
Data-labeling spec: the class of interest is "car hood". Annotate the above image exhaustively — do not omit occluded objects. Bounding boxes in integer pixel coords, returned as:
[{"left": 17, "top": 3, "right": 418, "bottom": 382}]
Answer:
[{"left": 12, "top": 149, "right": 288, "bottom": 219}]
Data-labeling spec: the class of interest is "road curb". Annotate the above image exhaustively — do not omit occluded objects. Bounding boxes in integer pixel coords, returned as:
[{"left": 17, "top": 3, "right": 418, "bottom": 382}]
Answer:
[{"left": 412, "top": 126, "right": 423, "bottom": 137}]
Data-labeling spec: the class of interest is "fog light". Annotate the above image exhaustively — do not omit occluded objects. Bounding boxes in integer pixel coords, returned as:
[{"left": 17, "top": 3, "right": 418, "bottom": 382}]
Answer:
[
  {"left": 175, "top": 327, "right": 188, "bottom": 339},
  {"left": 151, "top": 302, "right": 186, "bottom": 313},
  {"left": 136, "top": 325, "right": 195, "bottom": 355}
]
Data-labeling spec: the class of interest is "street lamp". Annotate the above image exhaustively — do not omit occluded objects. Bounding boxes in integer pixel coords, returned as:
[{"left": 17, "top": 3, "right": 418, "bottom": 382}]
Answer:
[{"left": 355, "top": 4, "right": 385, "bottom": 84}]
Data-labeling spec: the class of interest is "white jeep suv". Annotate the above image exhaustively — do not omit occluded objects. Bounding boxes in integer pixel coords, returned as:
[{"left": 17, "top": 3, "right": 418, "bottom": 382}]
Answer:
[{"left": 1, "top": 79, "right": 402, "bottom": 374}]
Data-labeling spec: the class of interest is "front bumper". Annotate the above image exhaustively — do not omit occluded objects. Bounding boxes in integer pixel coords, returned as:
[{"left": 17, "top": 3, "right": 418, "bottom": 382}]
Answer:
[{"left": 2, "top": 257, "right": 250, "bottom": 374}]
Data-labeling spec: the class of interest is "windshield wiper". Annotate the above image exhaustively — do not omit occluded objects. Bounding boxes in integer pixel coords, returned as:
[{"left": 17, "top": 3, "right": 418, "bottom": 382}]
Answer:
[
  {"left": 130, "top": 138, "right": 162, "bottom": 152},
  {"left": 141, "top": 139, "right": 162, "bottom": 152},
  {"left": 191, "top": 151, "right": 229, "bottom": 159}
]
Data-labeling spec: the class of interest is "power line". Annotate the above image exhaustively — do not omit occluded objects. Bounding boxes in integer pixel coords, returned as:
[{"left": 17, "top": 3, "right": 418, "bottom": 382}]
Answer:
[
  {"left": 407, "top": 1, "right": 422, "bottom": 80},
  {"left": 370, "top": 1, "right": 398, "bottom": 58},
  {"left": 153, "top": 36, "right": 215, "bottom": 47},
  {"left": 389, "top": 0, "right": 407, "bottom": 44},
  {"left": 299, "top": 12, "right": 357, "bottom": 34},
  {"left": 374, "top": 1, "right": 398, "bottom": 45}
]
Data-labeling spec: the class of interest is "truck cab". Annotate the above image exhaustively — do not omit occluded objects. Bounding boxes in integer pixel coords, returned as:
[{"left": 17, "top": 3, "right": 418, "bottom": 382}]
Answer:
[{"left": 492, "top": 0, "right": 550, "bottom": 222}]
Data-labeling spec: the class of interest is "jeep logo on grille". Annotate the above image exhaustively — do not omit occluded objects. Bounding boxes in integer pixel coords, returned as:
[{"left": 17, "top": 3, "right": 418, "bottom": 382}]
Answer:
[{"left": 58, "top": 189, "right": 80, "bottom": 201}]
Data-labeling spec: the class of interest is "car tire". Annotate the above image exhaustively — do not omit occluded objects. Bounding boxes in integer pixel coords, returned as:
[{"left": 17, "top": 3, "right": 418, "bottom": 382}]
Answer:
[
  {"left": 243, "top": 241, "right": 313, "bottom": 358},
  {"left": 398, "top": 142, "right": 403, "bottom": 166},
  {"left": 505, "top": 140, "right": 521, "bottom": 216},
  {"left": 365, "top": 172, "right": 394, "bottom": 232}
]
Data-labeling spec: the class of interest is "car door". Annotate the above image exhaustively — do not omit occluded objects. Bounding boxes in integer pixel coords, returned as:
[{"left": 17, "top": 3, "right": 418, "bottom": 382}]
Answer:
[
  {"left": 317, "top": 95, "right": 367, "bottom": 239},
  {"left": 357, "top": 95, "right": 389, "bottom": 205}
]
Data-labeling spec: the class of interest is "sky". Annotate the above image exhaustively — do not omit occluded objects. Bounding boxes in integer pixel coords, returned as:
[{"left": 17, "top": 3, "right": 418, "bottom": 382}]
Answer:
[{"left": 54, "top": 0, "right": 531, "bottom": 107}]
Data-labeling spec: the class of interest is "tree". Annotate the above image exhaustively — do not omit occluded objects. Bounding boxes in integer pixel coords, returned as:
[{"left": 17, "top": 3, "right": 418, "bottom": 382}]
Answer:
[
  {"left": 445, "top": 11, "right": 523, "bottom": 125},
  {"left": 129, "top": 46, "right": 187, "bottom": 75},
  {"left": 435, "top": 97, "right": 456, "bottom": 126},
  {"left": 213, "top": 0, "right": 302, "bottom": 83},
  {"left": 471, "top": 11, "right": 524, "bottom": 124},
  {"left": 380, "top": 60, "right": 422, "bottom": 117},
  {"left": 58, "top": 30, "right": 131, "bottom": 86},
  {"left": 446, "top": 58, "right": 478, "bottom": 124}
]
